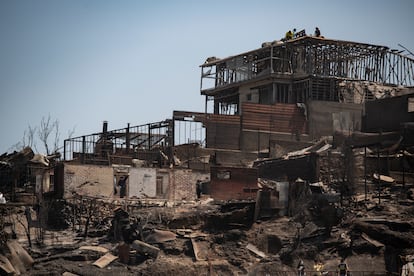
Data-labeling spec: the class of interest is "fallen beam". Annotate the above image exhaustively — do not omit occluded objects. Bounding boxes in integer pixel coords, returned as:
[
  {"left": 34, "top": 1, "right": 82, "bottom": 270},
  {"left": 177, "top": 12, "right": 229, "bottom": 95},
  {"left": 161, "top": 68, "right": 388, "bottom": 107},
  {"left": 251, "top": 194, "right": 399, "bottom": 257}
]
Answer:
[
  {"left": 93, "top": 253, "right": 118, "bottom": 268},
  {"left": 246, "top": 243, "right": 266, "bottom": 258},
  {"left": 354, "top": 220, "right": 414, "bottom": 248},
  {"left": 361, "top": 233, "right": 384, "bottom": 248},
  {"left": 131, "top": 240, "right": 160, "bottom": 259},
  {"left": 0, "top": 254, "right": 16, "bottom": 275}
]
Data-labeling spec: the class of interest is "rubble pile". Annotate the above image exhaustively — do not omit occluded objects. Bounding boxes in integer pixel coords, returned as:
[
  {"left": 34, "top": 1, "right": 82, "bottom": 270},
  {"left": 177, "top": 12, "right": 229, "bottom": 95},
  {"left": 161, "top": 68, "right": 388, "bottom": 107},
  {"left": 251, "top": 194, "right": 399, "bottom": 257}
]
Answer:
[
  {"left": 0, "top": 179, "right": 412, "bottom": 276},
  {"left": 1, "top": 140, "right": 413, "bottom": 275}
]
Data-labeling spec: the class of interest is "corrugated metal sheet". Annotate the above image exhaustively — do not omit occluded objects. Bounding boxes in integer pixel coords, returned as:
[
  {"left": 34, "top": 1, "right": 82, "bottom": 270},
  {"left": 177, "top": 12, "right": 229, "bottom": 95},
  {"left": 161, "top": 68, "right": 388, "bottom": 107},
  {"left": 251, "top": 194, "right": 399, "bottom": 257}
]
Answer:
[{"left": 242, "top": 103, "right": 307, "bottom": 134}]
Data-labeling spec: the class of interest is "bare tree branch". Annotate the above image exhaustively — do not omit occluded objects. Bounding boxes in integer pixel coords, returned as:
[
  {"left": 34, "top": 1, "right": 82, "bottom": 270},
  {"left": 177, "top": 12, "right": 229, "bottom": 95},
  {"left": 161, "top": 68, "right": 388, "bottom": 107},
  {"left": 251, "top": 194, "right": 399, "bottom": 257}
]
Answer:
[
  {"left": 8, "top": 141, "right": 23, "bottom": 152},
  {"left": 67, "top": 126, "right": 76, "bottom": 139},
  {"left": 53, "top": 121, "right": 60, "bottom": 154},
  {"left": 38, "top": 115, "right": 52, "bottom": 154},
  {"left": 38, "top": 114, "right": 60, "bottom": 155},
  {"left": 11, "top": 114, "right": 67, "bottom": 154},
  {"left": 24, "top": 125, "right": 37, "bottom": 149}
]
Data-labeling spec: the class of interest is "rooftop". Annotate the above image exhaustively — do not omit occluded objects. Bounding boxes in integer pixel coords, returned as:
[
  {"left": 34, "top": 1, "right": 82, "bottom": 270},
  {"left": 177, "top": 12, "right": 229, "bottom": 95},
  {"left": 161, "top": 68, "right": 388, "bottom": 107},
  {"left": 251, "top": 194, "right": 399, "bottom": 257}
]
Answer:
[{"left": 200, "top": 35, "right": 414, "bottom": 94}]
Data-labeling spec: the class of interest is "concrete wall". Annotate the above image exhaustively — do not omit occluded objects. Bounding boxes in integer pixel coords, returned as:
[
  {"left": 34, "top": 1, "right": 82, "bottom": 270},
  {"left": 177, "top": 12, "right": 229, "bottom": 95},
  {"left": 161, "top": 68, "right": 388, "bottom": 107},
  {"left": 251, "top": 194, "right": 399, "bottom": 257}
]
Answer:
[
  {"left": 157, "top": 170, "right": 170, "bottom": 198},
  {"left": 308, "top": 101, "right": 363, "bottom": 139},
  {"left": 64, "top": 164, "right": 114, "bottom": 198},
  {"left": 129, "top": 168, "right": 157, "bottom": 198},
  {"left": 63, "top": 163, "right": 208, "bottom": 202},
  {"left": 238, "top": 81, "right": 269, "bottom": 109}
]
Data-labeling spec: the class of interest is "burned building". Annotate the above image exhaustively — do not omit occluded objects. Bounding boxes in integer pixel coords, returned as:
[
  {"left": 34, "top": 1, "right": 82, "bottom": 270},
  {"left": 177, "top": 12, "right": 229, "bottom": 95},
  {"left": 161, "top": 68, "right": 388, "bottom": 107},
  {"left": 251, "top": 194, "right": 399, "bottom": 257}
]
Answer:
[
  {"left": 200, "top": 34, "right": 414, "bottom": 155},
  {"left": 58, "top": 34, "right": 414, "bottom": 203},
  {"left": 2, "top": 31, "right": 414, "bottom": 276}
]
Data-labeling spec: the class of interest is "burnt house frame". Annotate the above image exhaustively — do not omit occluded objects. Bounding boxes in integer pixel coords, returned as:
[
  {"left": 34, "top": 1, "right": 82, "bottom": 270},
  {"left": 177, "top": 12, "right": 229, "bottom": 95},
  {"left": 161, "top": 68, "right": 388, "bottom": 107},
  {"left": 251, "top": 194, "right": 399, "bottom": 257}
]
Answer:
[
  {"left": 61, "top": 36, "right": 414, "bottom": 168},
  {"left": 200, "top": 36, "right": 414, "bottom": 151},
  {"left": 63, "top": 120, "right": 173, "bottom": 165}
]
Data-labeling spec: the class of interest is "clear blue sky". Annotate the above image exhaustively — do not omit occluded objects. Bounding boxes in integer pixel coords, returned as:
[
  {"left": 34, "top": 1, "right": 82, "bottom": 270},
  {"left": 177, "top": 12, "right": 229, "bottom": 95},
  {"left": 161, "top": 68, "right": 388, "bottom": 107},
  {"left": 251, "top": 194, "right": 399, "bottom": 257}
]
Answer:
[{"left": 1, "top": 0, "right": 413, "bottom": 154}]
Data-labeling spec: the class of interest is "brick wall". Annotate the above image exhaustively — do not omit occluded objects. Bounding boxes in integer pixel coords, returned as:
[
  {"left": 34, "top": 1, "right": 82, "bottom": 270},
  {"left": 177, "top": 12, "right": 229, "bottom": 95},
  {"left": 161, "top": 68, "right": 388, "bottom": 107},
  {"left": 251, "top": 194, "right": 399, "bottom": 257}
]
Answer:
[
  {"left": 208, "top": 166, "right": 258, "bottom": 201},
  {"left": 169, "top": 169, "right": 209, "bottom": 201}
]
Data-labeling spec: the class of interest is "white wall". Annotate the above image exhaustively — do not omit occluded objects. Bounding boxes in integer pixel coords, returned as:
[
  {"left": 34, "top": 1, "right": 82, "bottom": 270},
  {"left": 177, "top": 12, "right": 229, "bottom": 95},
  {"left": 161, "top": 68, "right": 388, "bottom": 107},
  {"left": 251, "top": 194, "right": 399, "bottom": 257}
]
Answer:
[
  {"left": 129, "top": 168, "right": 157, "bottom": 198},
  {"left": 64, "top": 164, "right": 209, "bottom": 201}
]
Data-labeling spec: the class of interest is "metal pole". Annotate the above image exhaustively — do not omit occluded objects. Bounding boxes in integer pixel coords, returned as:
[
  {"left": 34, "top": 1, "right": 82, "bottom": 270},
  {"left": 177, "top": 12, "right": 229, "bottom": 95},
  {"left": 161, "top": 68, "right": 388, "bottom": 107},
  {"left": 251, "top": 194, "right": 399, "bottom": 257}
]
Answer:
[
  {"left": 402, "top": 150, "right": 405, "bottom": 188},
  {"left": 205, "top": 96, "right": 208, "bottom": 114},
  {"left": 126, "top": 123, "right": 130, "bottom": 153},
  {"left": 148, "top": 124, "right": 151, "bottom": 150},
  {"left": 402, "top": 126, "right": 406, "bottom": 188},
  {"left": 364, "top": 147, "right": 367, "bottom": 201},
  {"left": 82, "top": 136, "right": 86, "bottom": 164},
  {"left": 172, "top": 119, "right": 175, "bottom": 147},
  {"left": 270, "top": 46, "right": 274, "bottom": 73},
  {"left": 63, "top": 139, "right": 67, "bottom": 161},
  {"left": 377, "top": 146, "right": 381, "bottom": 205}
]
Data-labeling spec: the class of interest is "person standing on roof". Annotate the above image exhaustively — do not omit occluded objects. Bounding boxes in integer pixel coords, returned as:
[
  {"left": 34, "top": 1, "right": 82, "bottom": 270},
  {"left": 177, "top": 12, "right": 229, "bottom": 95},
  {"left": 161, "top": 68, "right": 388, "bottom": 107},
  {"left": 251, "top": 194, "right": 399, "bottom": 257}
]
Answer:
[
  {"left": 285, "top": 30, "right": 293, "bottom": 40},
  {"left": 293, "top": 28, "right": 297, "bottom": 38},
  {"left": 314, "top": 27, "right": 321, "bottom": 37}
]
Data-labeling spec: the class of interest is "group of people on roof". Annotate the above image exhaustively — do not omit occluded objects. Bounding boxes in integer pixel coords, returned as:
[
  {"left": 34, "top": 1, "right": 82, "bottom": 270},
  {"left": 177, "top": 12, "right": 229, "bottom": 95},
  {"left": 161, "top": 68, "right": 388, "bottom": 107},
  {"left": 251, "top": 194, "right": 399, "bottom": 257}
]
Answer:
[{"left": 283, "top": 27, "right": 321, "bottom": 41}]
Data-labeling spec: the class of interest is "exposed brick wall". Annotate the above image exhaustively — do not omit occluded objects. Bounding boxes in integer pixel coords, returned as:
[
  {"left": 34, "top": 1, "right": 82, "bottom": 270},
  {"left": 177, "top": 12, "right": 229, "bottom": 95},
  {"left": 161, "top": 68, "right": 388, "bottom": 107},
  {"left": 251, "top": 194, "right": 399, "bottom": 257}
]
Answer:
[
  {"left": 169, "top": 169, "right": 209, "bottom": 201},
  {"left": 208, "top": 181, "right": 258, "bottom": 201},
  {"left": 208, "top": 167, "right": 258, "bottom": 201}
]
